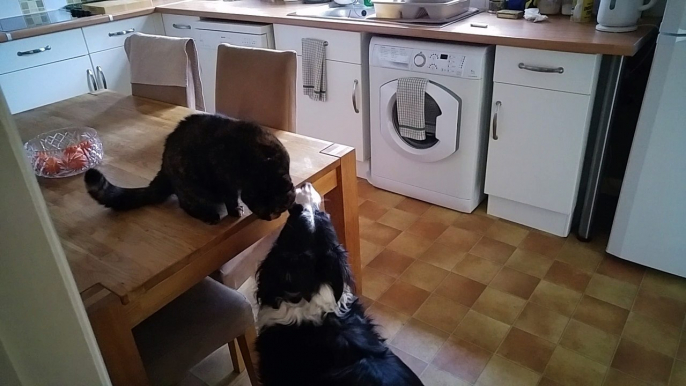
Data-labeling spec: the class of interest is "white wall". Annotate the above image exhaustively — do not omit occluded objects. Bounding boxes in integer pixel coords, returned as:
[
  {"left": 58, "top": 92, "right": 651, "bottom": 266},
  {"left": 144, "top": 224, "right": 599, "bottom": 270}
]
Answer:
[{"left": 0, "top": 86, "right": 111, "bottom": 385}]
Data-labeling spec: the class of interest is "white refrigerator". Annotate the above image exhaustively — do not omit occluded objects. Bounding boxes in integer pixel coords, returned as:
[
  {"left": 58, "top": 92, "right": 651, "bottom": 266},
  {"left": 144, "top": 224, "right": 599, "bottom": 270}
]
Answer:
[{"left": 607, "top": 0, "right": 686, "bottom": 276}]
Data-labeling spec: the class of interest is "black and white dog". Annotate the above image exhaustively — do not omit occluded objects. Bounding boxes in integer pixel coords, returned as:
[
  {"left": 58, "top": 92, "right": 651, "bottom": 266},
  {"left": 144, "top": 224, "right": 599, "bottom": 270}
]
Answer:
[{"left": 255, "top": 183, "right": 424, "bottom": 386}]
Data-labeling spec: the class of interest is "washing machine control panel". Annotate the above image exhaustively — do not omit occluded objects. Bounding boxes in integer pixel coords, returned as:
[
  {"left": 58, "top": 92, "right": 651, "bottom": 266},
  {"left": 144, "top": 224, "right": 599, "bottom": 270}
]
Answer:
[{"left": 374, "top": 44, "right": 484, "bottom": 79}]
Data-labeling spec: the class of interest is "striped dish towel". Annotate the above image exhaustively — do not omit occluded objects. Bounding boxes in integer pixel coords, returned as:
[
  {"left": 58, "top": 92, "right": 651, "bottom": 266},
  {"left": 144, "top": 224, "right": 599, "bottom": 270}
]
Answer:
[
  {"left": 397, "top": 77, "right": 429, "bottom": 140},
  {"left": 302, "top": 38, "right": 327, "bottom": 102}
]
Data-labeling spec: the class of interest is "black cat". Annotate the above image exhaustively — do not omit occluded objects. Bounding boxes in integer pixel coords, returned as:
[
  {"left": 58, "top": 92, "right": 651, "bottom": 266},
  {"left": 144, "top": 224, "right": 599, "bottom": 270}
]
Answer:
[{"left": 85, "top": 114, "right": 295, "bottom": 223}]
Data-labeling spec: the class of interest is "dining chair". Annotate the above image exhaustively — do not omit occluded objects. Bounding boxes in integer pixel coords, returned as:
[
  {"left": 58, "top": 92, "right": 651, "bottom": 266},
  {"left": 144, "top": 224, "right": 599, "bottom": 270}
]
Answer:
[
  {"left": 213, "top": 44, "right": 296, "bottom": 291},
  {"left": 133, "top": 277, "right": 259, "bottom": 386},
  {"left": 124, "top": 33, "right": 205, "bottom": 111},
  {"left": 214, "top": 44, "right": 297, "bottom": 132}
]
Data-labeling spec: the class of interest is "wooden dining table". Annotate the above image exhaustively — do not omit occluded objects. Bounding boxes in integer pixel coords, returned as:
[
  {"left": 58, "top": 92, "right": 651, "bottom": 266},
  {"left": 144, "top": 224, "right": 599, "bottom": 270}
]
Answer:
[{"left": 13, "top": 91, "right": 361, "bottom": 386}]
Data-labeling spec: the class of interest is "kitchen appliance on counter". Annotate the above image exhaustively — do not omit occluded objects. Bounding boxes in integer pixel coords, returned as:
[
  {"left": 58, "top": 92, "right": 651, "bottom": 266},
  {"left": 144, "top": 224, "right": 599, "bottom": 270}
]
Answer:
[
  {"left": 369, "top": 37, "right": 493, "bottom": 212},
  {"left": 596, "top": 0, "right": 658, "bottom": 32},
  {"left": 607, "top": 0, "right": 686, "bottom": 276}
]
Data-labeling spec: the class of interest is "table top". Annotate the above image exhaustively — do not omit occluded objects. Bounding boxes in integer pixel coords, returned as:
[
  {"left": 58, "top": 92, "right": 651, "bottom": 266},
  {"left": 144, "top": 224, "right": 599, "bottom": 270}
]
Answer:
[{"left": 13, "top": 91, "right": 342, "bottom": 303}]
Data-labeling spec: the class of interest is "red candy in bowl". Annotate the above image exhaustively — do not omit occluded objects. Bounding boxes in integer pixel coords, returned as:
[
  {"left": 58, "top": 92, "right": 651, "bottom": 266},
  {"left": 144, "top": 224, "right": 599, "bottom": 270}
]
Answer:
[{"left": 24, "top": 127, "right": 103, "bottom": 178}]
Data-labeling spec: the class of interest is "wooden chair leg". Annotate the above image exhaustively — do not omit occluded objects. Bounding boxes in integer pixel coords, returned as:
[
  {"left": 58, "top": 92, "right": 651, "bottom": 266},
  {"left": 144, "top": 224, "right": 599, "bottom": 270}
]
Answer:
[
  {"left": 228, "top": 340, "right": 245, "bottom": 374},
  {"left": 236, "top": 327, "right": 260, "bottom": 386}
]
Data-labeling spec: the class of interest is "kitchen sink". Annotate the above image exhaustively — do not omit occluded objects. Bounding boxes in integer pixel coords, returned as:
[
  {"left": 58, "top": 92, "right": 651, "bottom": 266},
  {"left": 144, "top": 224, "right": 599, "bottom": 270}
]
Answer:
[{"left": 288, "top": 5, "right": 376, "bottom": 20}]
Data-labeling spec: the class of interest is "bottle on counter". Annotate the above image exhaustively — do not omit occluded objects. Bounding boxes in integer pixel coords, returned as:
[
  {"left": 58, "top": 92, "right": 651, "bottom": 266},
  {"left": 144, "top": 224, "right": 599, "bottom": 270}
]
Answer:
[
  {"left": 571, "top": 0, "right": 594, "bottom": 22},
  {"left": 561, "top": 0, "right": 574, "bottom": 15}
]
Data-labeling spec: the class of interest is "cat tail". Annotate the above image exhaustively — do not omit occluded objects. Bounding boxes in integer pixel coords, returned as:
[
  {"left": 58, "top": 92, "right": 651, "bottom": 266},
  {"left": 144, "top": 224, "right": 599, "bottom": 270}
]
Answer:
[{"left": 84, "top": 168, "right": 173, "bottom": 211}]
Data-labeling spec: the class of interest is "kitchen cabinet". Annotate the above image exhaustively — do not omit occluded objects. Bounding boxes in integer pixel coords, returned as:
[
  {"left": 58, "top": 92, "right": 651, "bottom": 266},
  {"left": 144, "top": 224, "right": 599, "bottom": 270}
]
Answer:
[
  {"left": 484, "top": 46, "right": 601, "bottom": 236},
  {"left": 0, "top": 56, "right": 94, "bottom": 113},
  {"left": 274, "top": 25, "right": 370, "bottom": 178},
  {"left": 0, "top": 29, "right": 92, "bottom": 113},
  {"left": 84, "top": 14, "right": 162, "bottom": 95},
  {"left": 89, "top": 46, "right": 131, "bottom": 95},
  {"left": 0, "top": 15, "right": 161, "bottom": 113},
  {"left": 295, "top": 57, "right": 365, "bottom": 164}
]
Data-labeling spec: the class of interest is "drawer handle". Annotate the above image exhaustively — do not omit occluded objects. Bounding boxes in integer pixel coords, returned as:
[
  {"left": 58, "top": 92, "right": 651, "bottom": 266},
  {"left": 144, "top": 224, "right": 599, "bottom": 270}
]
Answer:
[
  {"left": 109, "top": 28, "right": 135, "bottom": 37},
  {"left": 172, "top": 23, "right": 191, "bottom": 29},
  {"left": 87, "top": 69, "right": 98, "bottom": 93},
  {"left": 352, "top": 79, "right": 359, "bottom": 114},
  {"left": 518, "top": 63, "right": 564, "bottom": 74},
  {"left": 17, "top": 45, "right": 51, "bottom": 56},
  {"left": 96, "top": 66, "right": 108, "bottom": 90},
  {"left": 492, "top": 101, "right": 501, "bottom": 140}
]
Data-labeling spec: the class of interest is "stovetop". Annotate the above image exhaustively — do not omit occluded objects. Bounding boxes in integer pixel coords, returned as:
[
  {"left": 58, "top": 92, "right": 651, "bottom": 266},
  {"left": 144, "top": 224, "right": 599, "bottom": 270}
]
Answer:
[{"left": 0, "top": 9, "right": 77, "bottom": 33}]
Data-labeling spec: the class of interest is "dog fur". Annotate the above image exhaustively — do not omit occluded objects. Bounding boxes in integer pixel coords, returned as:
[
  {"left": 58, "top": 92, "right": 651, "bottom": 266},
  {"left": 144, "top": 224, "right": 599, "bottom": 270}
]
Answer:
[{"left": 255, "top": 183, "right": 424, "bottom": 386}]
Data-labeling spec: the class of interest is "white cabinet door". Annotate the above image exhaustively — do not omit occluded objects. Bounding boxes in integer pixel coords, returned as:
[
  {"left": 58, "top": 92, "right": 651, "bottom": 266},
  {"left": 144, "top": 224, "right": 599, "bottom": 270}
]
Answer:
[
  {"left": 90, "top": 46, "right": 131, "bottom": 95},
  {"left": 0, "top": 56, "right": 93, "bottom": 114},
  {"left": 295, "top": 57, "right": 367, "bottom": 162},
  {"left": 485, "top": 82, "right": 593, "bottom": 215}
]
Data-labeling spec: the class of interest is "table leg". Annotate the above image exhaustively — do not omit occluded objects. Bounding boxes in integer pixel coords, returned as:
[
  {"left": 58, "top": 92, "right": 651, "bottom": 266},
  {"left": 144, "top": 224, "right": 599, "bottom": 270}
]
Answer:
[
  {"left": 88, "top": 294, "right": 149, "bottom": 386},
  {"left": 325, "top": 150, "right": 362, "bottom": 292},
  {"left": 577, "top": 55, "right": 626, "bottom": 241}
]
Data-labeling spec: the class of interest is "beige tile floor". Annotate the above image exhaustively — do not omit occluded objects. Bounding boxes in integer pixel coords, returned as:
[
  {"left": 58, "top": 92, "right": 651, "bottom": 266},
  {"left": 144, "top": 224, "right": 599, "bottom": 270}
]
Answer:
[{"left": 190, "top": 179, "right": 686, "bottom": 386}]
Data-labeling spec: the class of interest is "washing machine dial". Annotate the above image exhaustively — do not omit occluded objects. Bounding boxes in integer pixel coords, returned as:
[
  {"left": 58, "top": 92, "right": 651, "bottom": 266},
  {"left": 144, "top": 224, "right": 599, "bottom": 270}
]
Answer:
[
  {"left": 429, "top": 63, "right": 438, "bottom": 70},
  {"left": 413, "top": 53, "right": 426, "bottom": 67}
]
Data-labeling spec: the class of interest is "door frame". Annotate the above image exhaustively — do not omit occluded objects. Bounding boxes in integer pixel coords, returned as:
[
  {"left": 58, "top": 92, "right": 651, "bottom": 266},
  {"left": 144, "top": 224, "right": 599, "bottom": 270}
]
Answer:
[{"left": 0, "top": 87, "right": 111, "bottom": 385}]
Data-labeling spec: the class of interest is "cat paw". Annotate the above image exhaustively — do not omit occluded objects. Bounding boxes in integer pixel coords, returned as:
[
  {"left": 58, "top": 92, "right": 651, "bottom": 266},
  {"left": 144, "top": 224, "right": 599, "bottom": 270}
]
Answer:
[{"left": 226, "top": 205, "right": 244, "bottom": 217}]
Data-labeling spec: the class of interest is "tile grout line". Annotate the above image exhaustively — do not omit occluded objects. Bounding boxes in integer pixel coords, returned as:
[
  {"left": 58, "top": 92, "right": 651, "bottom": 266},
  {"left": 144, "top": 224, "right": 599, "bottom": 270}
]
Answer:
[
  {"left": 668, "top": 304, "right": 686, "bottom": 386},
  {"left": 444, "top": 225, "right": 520, "bottom": 385},
  {"left": 531, "top": 241, "right": 603, "bottom": 385},
  {"left": 599, "top": 261, "right": 647, "bottom": 385}
]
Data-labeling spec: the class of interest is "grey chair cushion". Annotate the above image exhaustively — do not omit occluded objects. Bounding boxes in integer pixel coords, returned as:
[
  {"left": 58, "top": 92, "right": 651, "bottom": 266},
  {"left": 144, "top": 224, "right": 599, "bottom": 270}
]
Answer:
[{"left": 133, "top": 277, "right": 255, "bottom": 386}]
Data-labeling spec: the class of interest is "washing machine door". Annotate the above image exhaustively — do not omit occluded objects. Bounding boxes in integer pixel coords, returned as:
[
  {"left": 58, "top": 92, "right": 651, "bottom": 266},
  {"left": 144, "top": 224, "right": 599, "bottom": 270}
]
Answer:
[{"left": 379, "top": 79, "right": 461, "bottom": 163}]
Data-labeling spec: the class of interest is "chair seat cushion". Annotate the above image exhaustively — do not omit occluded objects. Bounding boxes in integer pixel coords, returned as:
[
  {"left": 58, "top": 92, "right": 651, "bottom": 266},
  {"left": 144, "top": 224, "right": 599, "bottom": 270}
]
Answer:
[{"left": 133, "top": 277, "right": 254, "bottom": 386}]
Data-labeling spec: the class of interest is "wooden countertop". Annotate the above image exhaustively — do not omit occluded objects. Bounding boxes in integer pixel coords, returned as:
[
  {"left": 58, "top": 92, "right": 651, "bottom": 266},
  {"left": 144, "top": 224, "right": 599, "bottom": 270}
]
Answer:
[
  {"left": 158, "top": 0, "right": 658, "bottom": 56},
  {"left": 1, "top": 0, "right": 657, "bottom": 56},
  {"left": 0, "top": 8, "right": 156, "bottom": 43}
]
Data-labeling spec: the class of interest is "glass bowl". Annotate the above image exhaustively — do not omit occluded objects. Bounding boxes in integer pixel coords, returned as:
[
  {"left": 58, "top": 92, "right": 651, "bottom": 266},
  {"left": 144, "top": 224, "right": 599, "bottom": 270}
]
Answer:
[{"left": 24, "top": 127, "right": 103, "bottom": 178}]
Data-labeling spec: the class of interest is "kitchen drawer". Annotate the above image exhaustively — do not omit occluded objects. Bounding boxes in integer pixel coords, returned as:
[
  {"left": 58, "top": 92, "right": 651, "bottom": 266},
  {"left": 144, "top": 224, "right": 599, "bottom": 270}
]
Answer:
[
  {"left": 82, "top": 14, "right": 162, "bottom": 53},
  {"left": 0, "top": 55, "right": 93, "bottom": 113},
  {"left": 162, "top": 14, "right": 200, "bottom": 38},
  {"left": 274, "top": 24, "right": 361, "bottom": 64},
  {"left": 494, "top": 46, "right": 600, "bottom": 95},
  {"left": 0, "top": 29, "right": 88, "bottom": 75}
]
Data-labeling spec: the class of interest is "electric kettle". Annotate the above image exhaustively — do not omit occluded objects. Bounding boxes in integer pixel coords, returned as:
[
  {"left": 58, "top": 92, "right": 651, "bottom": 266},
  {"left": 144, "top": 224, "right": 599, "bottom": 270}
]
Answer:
[{"left": 596, "top": 0, "right": 657, "bottom": 32}]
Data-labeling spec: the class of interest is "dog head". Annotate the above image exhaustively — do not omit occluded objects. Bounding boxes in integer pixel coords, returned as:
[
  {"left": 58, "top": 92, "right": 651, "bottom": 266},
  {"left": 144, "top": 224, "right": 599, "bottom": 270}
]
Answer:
[{"left": 256, "top": 183, "right": 353, "bottom": 310}]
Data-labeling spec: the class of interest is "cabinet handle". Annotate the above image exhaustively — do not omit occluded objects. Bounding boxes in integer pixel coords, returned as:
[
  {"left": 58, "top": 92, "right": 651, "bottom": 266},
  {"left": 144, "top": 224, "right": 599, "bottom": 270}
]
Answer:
[
  {"left": 108, "top": 28, "right": 135, "bottom": 37},
  {"left": 352, "top": 79, "right": 359, "bottom": 114},
  {"left": 17, "top": 45, "right": 51, "bottom": 56},
  {"left": 172, "top": 23, "right": 191, "bottom": 29},
  {"left": 492, "top": 101, "right": 501, "bottom": 140},
  {"left": 87, "top": 69, "right": 98, "bottom": 92},
  {"left": 96, "top": 66, "right": 107, "bottom": 90},
  {"left": 518, "top": 63, "right": 564, "bottom": 74}
]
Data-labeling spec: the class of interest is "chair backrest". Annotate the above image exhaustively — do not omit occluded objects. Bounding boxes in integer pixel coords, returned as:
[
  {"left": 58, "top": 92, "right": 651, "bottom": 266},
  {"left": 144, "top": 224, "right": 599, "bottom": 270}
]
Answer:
[
  {"left": 124, "top": 33, "right": 205, "bottom": 110},
  {"left": 215, "top": 44, "right": 297, "bottom": 132}
]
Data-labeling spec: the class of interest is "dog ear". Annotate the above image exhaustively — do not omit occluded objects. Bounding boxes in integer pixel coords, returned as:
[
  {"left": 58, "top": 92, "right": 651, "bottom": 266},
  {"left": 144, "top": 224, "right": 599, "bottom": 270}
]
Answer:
[{"left": 323, "top": 246, "right": 354, "bottom": 302}]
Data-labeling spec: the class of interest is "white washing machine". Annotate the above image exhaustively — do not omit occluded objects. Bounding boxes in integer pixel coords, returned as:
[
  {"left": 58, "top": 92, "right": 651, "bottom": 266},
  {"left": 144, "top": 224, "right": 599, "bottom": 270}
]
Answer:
[{"left": 369, "top": 37, "right": 494, "bottom": 213}]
